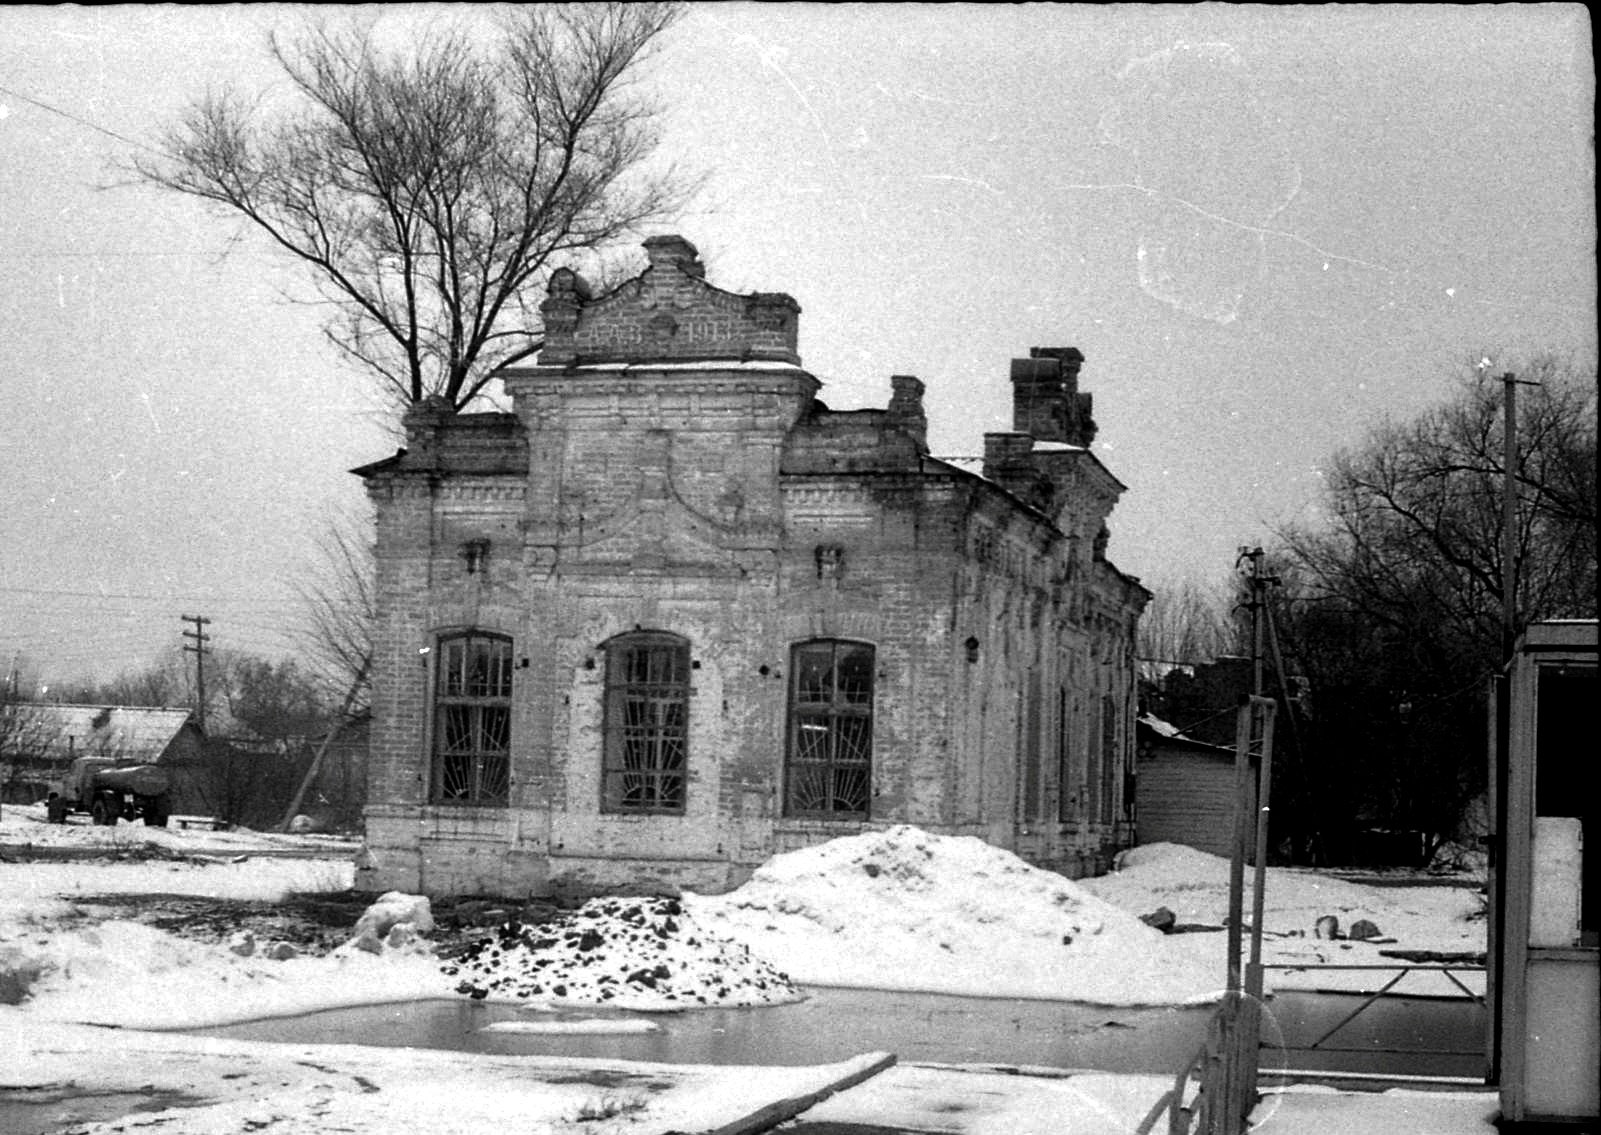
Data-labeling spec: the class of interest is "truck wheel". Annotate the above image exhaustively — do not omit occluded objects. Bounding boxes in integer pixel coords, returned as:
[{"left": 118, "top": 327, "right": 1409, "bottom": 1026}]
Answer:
[
  {"left": 91, "top": 794, "right": 118, "bottom": 826},
  {"left": 143, "top": 802, "right": 170, "bottom": 828},
  {"left": 46, "top": 795, "right": 69, "bottom": 824}
]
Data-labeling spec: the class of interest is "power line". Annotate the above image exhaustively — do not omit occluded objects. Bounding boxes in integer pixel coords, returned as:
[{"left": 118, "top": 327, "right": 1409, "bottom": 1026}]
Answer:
[
  {"left": 0, "top": 583, "right": 299, "bottom": 607},
  {"left": 0, "top": 80, "right": 156, "bottom": 154}
]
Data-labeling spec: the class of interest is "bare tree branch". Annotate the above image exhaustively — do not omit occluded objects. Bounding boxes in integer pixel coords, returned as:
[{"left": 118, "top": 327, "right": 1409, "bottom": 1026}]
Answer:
[{"left": 134, "top": 3, "right": 693, "bottom": 416}]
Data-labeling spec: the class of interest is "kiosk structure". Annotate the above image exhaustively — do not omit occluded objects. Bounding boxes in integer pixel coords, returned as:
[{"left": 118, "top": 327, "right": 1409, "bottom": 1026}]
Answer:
[{"left": 1490, "top": 619, "right": 1598, "bottom": 1127}]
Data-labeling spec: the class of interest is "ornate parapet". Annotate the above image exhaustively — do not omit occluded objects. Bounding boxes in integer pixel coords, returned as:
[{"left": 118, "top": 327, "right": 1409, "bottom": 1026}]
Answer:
[{"left": 536, "top": 236, "right": 802, "bottom": 367}]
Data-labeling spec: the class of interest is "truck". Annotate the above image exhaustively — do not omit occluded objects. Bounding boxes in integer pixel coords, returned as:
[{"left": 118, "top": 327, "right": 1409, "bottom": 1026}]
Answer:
[{"left": 45, "top": 758, "right": 171, "bottom": 827}]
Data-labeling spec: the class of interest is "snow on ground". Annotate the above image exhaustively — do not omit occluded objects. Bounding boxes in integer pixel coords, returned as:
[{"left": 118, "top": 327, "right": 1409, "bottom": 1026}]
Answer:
[
  {"left": 801, "top": 1065, "right": 1499, "bottom": 1135},
  {"left": 1, "top": 855, "right": 353, "bottom": 906},
  {"left": 0, "top": 1014, "right": 892, "bottom": 1135},
  {"left": 0, "top": 800, "right": 361, "bottom": 856},
  {"left": 1253, "top": 1084, "right": 1499, "bottom": 1134},
  {"left": 0, "top": 821, "right": 1495, "bottom": 1134},
  {"left": 1080, "top": 842, "right": 1486, "bottom": 997},
  {"left": 685, "top": 825, "right": 1222, "bottom": 1005}
]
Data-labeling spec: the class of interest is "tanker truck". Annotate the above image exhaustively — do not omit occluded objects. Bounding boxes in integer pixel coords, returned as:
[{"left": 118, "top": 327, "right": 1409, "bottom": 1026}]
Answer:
[{"left": 46, "top": 758, "right": 171, "bottom": 826}]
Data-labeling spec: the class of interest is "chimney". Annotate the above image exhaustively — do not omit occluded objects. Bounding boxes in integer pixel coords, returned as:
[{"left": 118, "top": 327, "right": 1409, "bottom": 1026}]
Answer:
[
  {"left": 401, "top": 395, "right": 455, "bottom": 465},
  {"left": 1010, "top": 347, "right": 1095, "bottom": 446},
  {"left": 887, "top": 375, "right": 928, "bottom": 452}
]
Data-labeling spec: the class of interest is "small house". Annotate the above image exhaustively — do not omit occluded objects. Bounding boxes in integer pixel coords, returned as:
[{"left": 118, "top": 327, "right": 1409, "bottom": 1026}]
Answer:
[
  {"left": 1, "top": 704, "right": 210, "bottom": 816},
  {"left": 1134, "top": 713, "right": 1248, "bottom": 859}
]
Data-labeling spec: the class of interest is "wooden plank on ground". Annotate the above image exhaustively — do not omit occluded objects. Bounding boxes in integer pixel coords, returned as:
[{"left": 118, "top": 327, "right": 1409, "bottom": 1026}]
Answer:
[{"left": 697, "top": 1051, "right": 898, "bottom": 1135}]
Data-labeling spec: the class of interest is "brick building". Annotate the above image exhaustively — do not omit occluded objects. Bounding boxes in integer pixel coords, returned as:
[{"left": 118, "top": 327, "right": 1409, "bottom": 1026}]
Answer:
[{"left": 354, "top": 235, "right": 1149, "bottom": 898}]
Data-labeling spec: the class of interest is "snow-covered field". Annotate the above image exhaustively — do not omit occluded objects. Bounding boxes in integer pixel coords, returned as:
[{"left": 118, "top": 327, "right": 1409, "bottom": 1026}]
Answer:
[{"left": 0, "top": 805, "right": 1493, "bottom": 1134}]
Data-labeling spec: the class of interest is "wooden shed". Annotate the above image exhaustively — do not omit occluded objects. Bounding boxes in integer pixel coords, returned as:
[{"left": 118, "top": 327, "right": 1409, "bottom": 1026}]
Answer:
[{"left": 1133, "top": 713, "right": 1250, "bottom": 859}]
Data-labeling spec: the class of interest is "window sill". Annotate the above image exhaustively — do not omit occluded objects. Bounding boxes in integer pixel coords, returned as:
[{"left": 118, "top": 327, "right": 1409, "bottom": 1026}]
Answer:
[{"left": 775, "top": 816, "right": 874, "bottom": 832}]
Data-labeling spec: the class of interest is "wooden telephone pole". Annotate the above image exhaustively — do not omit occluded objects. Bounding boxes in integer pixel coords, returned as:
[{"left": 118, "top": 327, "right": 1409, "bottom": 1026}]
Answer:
[{"left": 180, "top": 614, "right": 211, "bottom": 730}]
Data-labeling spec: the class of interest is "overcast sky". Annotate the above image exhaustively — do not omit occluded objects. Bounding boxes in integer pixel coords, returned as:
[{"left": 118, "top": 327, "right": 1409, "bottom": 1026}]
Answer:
[{"left": 1, "top": 3, "right": 1594, "bottom": 688}]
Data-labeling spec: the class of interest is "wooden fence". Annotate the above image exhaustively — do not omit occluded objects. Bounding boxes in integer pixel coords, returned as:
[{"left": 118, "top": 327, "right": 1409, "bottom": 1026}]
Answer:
[{"left": 1134, "top": 990, "right": 1261, "bottom": 1135}]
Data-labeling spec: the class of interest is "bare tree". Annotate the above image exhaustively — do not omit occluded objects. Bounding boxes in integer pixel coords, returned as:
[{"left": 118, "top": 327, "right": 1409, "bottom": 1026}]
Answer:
[
  {"left": 1280, "top": 353, "right": 1596, "bottom": 650},
  {"left": 1135, "top": 574, "right": 1239, "bottom": 684},
  {"left": 136, "top": 4, "right": 692, "bottom": 413},
  {"left": 54, "top": 658, "right": 190, "bottom": 711},
  {"left": 1267, "top": 353, "right": 1597, "bottom": 864},
  {"left": 1, "top": 668, "right": 54, "bottom": 805},
  {"left": 296, "top": 509, "right": 377, "bottom": 714}
]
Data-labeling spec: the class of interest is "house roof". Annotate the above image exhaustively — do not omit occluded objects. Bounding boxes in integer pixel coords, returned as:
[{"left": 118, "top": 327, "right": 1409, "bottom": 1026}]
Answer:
[
  {"left": 3, "top": 704, "right": 198, "bottom": 764},
  {"left": 1137, "top": 713, "right": 1236, "bottom": 756}
]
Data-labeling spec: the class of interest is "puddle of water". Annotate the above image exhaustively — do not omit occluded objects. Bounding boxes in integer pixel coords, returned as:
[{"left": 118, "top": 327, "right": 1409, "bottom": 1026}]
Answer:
[
  {"left": 190, "top": 987, "right": 1217, "bottom": 1071},
  {"left": 3, "top": 989, "right": 1484, "bottom": 1133},
  {"left": 187, "top": 987, "right": 1486, "bottom": 1079},
  {"left": 1266, "top": 992, "right": 1487, "bottom": 1079}
]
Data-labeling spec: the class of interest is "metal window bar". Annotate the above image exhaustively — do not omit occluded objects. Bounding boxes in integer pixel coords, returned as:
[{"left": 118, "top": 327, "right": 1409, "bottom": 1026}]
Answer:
[
  {"left": 433, "top": 634, "right": 512, "bottom": 804},
  {"left": 787, "top": 641, "right": 873, "bottom": 818},
  {"left": 604, "top": 637, "right": 689, "bottom": 813}
]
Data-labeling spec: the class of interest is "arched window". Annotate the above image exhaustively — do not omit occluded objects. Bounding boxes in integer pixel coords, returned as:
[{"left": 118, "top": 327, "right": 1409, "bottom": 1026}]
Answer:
[
  {"left": 432, "top": 632, "right": 512, "bottom": 804},
  {"left": 786, "top": 639, "right": 874, "bottom": 818},
  {"left": 602, "top": 632, "right": 690, "bottom": 814}
]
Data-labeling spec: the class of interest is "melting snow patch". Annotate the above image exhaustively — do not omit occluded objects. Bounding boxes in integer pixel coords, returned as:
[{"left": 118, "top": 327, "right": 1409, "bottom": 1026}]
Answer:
[
  {"left": 479, "top": 1017, "right": 663, "bottom": 1035},
  {"left": 444, "top": 896, "right": 801, "bottom": 1010}
]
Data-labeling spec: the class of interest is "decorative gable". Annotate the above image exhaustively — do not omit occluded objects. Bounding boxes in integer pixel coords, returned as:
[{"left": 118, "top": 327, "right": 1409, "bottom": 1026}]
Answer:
[{"left": 538, "top": 235, "right": 802, "bottom": 367}]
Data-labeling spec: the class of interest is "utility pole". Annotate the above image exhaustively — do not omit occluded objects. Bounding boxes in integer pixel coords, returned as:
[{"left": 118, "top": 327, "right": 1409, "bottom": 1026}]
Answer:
[
  {"left": 181, "top": 614, "right": 211, "bottom": 731},
  {"left": 1498, "top": 373, "right": 1520, "bottom": 664},
  {"left": 1491, "top": 366, "right": 1534, "bottom": 1087}
]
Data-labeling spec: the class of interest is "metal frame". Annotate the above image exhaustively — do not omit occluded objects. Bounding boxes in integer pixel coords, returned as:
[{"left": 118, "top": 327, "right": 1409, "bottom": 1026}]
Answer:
[{"left": 1260, "top": 962, "right": 1486, "bottom": 1063}]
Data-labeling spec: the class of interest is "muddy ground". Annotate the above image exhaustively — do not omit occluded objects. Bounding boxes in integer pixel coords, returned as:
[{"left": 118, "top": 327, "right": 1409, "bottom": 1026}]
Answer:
[
  {"left": 2, "top": 842, "right": 577, "bottom": 958},
  {"left": 70, "top": 889, "right": 576, "bottom": 958}
]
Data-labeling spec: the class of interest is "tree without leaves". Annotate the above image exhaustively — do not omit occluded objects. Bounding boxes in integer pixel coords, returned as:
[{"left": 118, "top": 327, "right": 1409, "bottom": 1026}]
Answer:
[
  {"left": 295, "top": 510, "right": 377, "bottom": 715},
  {"left": 52, "top": 657, "right": 191, "bottom": 713},
  {"left": 1135, "top": 574, "right": 1240, "bottom": 685},
  {"left": 1280, "top": 354, "right": 1596, "bottom": 653},
  {"left": 1267, "top": 354, "right": 1597, "bottom": 865},
  {"left": 1, "top": 677, "right": 55, "bottom": 805},
  {"left": 136, "top": 4, "right": 692, "bottom": 413}
]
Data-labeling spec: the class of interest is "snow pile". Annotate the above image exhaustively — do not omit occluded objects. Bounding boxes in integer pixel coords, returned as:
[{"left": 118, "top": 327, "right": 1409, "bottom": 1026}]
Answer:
[
  {"left": 1081, "top": 842, "right": 1237, "bottom": 926},
  {"left": 686, "top": 825, "right": 1222, "bottom": 1005},
  {"left": 445, "top": 896, "right": 801, "bottom": 1010},
  {"left": 341, "top": 891, "right": 436, "bottom": 955}
]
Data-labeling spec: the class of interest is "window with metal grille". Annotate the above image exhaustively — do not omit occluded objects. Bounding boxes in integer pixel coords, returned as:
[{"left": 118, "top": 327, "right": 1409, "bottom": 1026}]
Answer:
[
  {"left": 432, "top": 632, "right": 512, "bottom": 804},
  {"left": 602, "top": 632, "right": 690, "bottom": 814},
  {"left": 786, "top": 639, "right": 874, "bottom": 818}
]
